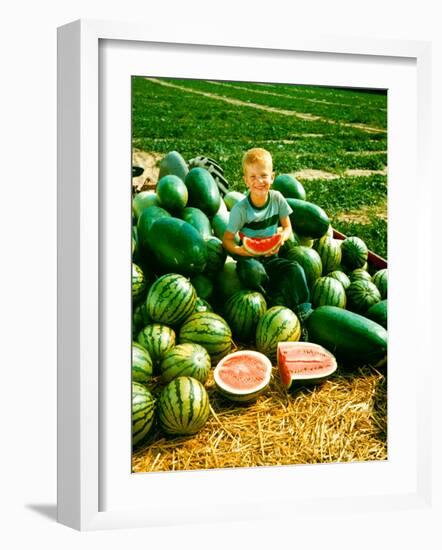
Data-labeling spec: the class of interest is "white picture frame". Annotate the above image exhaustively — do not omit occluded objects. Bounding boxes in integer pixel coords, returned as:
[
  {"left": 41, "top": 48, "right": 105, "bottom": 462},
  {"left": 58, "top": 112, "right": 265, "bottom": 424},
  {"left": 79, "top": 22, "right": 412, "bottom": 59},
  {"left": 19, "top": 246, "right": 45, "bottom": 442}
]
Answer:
[{"left": 57, "top": 19, "right": 434, "bottom": 531}]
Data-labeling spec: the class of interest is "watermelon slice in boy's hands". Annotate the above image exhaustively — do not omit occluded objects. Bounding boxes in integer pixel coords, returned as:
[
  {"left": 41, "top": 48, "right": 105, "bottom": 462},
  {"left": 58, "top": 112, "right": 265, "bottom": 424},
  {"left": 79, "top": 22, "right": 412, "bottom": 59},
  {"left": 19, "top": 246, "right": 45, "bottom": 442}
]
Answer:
[{"left": 241, "top": 232, "right": 283, "bottom": 256}]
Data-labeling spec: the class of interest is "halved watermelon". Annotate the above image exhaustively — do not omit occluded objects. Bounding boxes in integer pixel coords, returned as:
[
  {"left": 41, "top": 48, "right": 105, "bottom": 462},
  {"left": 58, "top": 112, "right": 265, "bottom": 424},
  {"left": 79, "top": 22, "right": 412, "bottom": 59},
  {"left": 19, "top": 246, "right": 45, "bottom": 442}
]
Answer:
[
  {"left": 213, "top": 350, "right": 272, "bottom": 403},
  {"left": 277, "top": 342, "right": 337, "bottom": 390},
  {"left": 241, "top": 233, "right": 282, "bottom": 256}
]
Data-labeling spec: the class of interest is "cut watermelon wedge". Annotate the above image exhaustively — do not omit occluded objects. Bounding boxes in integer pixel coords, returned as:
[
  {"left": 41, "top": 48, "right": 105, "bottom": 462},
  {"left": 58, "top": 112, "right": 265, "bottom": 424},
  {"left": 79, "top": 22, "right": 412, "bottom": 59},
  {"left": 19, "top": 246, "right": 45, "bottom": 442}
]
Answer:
[
  {"left": 213, "top": 350, "right": 272, "bottom": 403},
  {"left": 277, "top": 342, "right": 337, "bottom": 390},
  {"left": 241, "top": 232, "right": 282, "bottom": 256}
]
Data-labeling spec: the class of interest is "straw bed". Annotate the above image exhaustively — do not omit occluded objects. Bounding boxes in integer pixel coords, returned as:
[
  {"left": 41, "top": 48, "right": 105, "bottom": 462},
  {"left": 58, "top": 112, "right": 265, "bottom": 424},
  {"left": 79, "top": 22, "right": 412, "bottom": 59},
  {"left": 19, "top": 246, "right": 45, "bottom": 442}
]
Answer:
[{"left": 132, "top": 363, "right": 387, "bottom": 473}]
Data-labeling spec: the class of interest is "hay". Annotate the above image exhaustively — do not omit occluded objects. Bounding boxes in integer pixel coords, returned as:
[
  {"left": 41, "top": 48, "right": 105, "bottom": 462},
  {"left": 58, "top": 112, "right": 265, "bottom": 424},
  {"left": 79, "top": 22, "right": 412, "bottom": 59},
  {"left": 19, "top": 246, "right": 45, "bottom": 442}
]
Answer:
[{"left": 132, "top": 364, "right": 387, "bottom": 473}]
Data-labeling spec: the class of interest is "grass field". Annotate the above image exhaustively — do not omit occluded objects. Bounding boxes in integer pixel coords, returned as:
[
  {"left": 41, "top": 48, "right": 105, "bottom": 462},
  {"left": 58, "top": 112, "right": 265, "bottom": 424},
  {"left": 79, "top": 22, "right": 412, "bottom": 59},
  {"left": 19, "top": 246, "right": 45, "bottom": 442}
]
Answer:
[{"left": 132, "top": 76, "right": 387, "bottom": 258}]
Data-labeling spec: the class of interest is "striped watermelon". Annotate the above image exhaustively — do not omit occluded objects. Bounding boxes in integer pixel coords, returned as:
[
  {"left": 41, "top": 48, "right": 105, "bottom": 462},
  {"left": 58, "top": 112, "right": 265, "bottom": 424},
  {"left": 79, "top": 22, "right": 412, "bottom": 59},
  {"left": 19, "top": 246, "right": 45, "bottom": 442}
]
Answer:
[
  {"left": 203, "top": 236, "right": 227, "bottom": 277},
  {"left": 132, "top": 382, "right": 155, "bottom": 446},
  {"left": 137, "top": 324, "right": 176, "bottom": 366},
  {"left": 285, "top": 246, "right": 322, "bottom": 288},
  {"left": 224, "top": 290, "right": 267, "bottom": 342},
  {"left": 159, "top": 343, "right": 211, "bottom": 384},
  {"left": 314, "top": 237, "right": 342, "bottom": 274},
  {"left": 372, "top": 268, "right": 388, "bottom": 299},
  {"left": 145, "top": 273, "right": 196, "bottom": 326},
  {"left": 340, "top": 236, "right": 368, "bottom": 270},
  {"left": 132, "top": 342, "right": 153, "bottom": 384},
  {"left": 327, "top": 270, "right": 351, "bottom": 290},
  {"left": 346, "top": 279, "right": 381, "bottom": 314},
  {"left": 158, "top": 376, "right": 210, "bottom": 435},
  {"left": 255, "top": 306, "right": 301, "bottom": 362},
  {"left": 349, "top": 268, "right": 372, "bottom": 283},
  {"left": 179, "top": 311, "right": 232, "bottom": 364},
  {"left": 132, "top": 263, "right": 146, "bottom": 302},
  {"left": 311, "top": 277, "right": 347, "bottom": 308}
]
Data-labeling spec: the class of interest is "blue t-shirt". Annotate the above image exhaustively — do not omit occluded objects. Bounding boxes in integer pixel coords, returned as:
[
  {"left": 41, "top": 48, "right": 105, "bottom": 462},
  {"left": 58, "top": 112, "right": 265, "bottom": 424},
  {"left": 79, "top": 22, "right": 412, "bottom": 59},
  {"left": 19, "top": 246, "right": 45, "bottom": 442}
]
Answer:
[{"left": 225, "top": 190, "right": 292, "bottom": 238}]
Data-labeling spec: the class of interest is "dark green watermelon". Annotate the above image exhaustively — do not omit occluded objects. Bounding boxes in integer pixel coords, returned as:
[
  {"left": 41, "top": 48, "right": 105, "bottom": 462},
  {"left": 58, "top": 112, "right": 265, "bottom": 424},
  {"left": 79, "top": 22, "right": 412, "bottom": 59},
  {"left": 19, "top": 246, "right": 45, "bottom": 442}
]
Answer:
[
  {"left": 147, "top": 217, "right": 208, "bottom": 275},
  {"left": 185, "top": 167, "right": 221, "bottom": 217}
]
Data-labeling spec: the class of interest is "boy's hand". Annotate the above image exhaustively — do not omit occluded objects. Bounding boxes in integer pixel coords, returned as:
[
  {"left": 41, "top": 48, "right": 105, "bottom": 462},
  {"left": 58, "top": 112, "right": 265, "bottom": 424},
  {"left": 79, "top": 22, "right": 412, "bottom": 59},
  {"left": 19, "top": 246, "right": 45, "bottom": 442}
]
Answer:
[{"left": 188, "top": 156, "right": 230, "bottom": 195}]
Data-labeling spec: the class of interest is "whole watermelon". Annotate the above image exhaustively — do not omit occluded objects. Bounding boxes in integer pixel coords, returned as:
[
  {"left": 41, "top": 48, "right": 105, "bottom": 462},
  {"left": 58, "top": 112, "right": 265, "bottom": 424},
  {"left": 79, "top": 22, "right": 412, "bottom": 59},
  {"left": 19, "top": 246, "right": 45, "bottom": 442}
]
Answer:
[
  {"left": 145, "top": 273, "right": 197, "bottom": 326},
  {"left": 147, "top": 217, "right": 208, "bottom": 275},
  {"left": 185, "top": 167, "right": 221, "bottom": 217},
  {"left": 158, "top": 377, "right": 210, "bottom": 435},
  {"left": 224, "top": 290, "right": 267, "bottom": 342}
]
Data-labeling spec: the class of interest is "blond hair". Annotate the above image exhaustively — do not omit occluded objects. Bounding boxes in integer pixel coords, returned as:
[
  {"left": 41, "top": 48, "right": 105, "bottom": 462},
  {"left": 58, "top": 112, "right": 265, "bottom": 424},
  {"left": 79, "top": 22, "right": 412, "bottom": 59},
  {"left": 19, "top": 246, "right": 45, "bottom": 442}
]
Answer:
[{"left": 242, "top": 148, "right": 273, "bottom": 173}]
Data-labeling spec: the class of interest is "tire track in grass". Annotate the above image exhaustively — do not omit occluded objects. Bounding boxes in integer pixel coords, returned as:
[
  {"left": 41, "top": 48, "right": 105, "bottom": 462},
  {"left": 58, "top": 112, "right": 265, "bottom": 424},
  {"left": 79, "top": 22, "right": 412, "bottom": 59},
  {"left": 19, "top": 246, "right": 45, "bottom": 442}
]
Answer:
[
  {"left": 207, "top": 80, "right": 387, "bottom": 112},
  {"left": 144, "top": 78, "right": 387, "bottom": 135}
]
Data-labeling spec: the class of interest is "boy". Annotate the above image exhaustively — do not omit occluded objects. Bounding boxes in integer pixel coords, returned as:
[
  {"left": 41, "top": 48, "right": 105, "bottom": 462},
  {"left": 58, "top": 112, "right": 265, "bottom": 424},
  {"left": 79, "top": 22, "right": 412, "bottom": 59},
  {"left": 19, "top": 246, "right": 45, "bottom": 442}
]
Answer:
[{"left": 222, "top": 148, "right": 312, "bottom": 321}]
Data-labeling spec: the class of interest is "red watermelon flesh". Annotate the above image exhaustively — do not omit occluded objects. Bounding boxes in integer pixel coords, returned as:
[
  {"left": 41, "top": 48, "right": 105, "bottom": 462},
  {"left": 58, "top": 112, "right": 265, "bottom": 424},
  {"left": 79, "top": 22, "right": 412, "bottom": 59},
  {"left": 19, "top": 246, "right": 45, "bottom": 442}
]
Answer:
[
  {"left": 277, "top": 342, "right": 337, "bottom": 389},
  {"left": 214, "top": 350, "right": 272, "bottom": 402},
  {"left": 241, "top": 233, "right": 282, "bottom": 256}
]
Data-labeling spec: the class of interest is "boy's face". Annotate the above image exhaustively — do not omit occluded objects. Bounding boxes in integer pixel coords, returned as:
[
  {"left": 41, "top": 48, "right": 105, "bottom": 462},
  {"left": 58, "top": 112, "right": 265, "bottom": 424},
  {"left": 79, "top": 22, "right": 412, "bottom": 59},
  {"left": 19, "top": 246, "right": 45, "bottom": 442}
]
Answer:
[{"left": 243, "top": 160, "right": 274, "bottom": 198}]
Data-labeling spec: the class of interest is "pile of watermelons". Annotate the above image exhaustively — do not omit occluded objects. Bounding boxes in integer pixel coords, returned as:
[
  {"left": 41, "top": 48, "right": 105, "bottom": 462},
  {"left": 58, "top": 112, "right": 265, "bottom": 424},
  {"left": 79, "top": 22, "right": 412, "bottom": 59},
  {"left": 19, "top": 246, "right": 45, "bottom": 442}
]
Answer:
[{"left": 131, "top": 151, "right": 388, "bottom": 448}]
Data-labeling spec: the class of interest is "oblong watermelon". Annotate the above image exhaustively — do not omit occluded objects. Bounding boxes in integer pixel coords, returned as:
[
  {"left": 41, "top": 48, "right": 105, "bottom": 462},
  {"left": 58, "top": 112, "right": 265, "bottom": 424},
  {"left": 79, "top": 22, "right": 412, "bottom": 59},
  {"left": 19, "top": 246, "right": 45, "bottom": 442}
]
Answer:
[
  {"left": 158, "top": 150, "right": 189, "bottom": 181},
  {"left": 156, "top": 174, "right": 188, "bottom": 213},
  {"left": 213, "top": 350, "right": 272, "bottom": 402},
  {"left": 148, "top": 217, "right": 208, "bottom": 276},
  {"left": 157, "top": 376, "right": 210, "bottom": 435},
  {"left": 181, "top": 207, "right": 213, "bottom": 239},
  {"left": 306, "top": 305, "right": 387, "bottom": 365},
  {"left": 185, "top": 167, "right": 221, "bottom": 217},
  {"left": 286, "top": 198, "right": 330, "bottom": 238},
  {"left": 273, "top": 174, "right": 306, "bottom": 200}
]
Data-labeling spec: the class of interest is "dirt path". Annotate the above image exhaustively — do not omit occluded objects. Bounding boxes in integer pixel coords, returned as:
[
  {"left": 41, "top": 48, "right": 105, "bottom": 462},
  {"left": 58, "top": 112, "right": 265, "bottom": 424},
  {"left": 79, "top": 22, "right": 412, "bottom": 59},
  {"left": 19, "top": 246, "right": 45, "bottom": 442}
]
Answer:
[{"left": 144, "top": 77, "right": 387, "bottom": 135}]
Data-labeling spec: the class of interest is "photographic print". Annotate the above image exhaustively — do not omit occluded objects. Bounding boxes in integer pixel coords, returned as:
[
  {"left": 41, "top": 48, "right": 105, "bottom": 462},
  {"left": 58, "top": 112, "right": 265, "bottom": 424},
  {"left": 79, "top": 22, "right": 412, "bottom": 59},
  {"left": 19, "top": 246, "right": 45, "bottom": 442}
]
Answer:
[{"left": 130, "top": 76, "right": 388, "bottom": 473}]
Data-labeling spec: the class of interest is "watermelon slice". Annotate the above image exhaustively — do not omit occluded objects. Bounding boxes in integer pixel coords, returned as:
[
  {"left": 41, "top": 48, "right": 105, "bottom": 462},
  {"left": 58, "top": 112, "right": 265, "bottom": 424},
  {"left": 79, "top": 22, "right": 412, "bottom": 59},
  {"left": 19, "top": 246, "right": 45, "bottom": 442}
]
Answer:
[
  {"left": 213, "top": 350, "right": 272, "bottom": 403},
  {"left": 277, "top": 342, "right": 337, "bottom": 390},
  {"left": 241, "top": 232, "right": 282, "bottom": 256}
]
